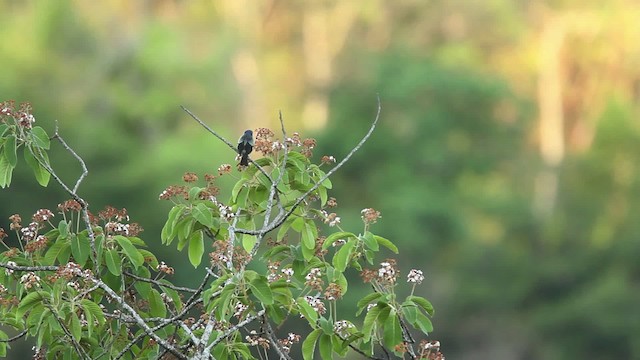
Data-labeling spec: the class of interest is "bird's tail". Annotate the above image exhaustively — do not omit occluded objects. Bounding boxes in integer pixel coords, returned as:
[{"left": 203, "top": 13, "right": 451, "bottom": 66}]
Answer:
[{"left": 240, "top": 153, "right": 249, "bottom": 166}]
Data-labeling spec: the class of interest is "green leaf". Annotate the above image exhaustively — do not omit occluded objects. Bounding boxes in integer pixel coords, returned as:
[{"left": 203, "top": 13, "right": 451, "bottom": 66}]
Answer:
[
  {"left": 401, "top": 301, "right": 418, "bottom": 324},
  {"left": 0, "top": 152, "right": 14, "bottom": 188},
  {"left": 192, "top": 203, "right": 213, "bottom": 227},
  {"left": 148, "top": 289, "right": 167, "bottom": 318},
  {"left": 70, "top": 233, "right": 91, "bottom": 266},
  {"left": 322, "top": 232, "right": 357, "bottom": 250},
  {"left": 44, "top": 238, "right": 70, "bottom": 265},
  {"left": 4, "top": 134, "right": 17, "bottom": 166},
  {"left": 0, "top": 331, "right": 6, "bottom": 357},
  {"left": 31, "top": 126, "right": 51, "bottom": 150},
  {"left": 18, "top": 291, "right": 46, "bottom": 319},
  {"left": 414, "top": 311, "right": 433, "bottom": 334},
  {"left": 236, "top": 186, "right": 249, "bottom": 208},
  {"left": 105, "top": 249, "right": 122, "bottom": 276},
  {"left": 70, "top": 312, "right": 82, "bottom": 342},
  {"left": 161, "top": 205, "right": 184, "bottom": 245},
  {"left": 291, "top": 217, "right": 305, "bottom": 232},
  {"left": 138, "top": 249, "right": 159, "bottom": 268},
  {"left": 319, "top": 317, "right": 333, "bottom": 335},
  {"left": 249, "top": 276, "right": 273, "bottom": 305},
  {"left": 176, "top": 217, "right": 195, "bottom": 250},
  {"left": 58, "top": 220, "right": 69, "bottom": 238},
  {"left": 188, "top": 230, "right": 204, "bottom": 268},
  {"left": 374, "top": 235, "right": 398, "bottom": 254},
  {"left": 81, "top": 299, "right": 105, "bottom": 325},
  {"left": 277, "top": 217, "right": 294, "bottom": 241},
  {"left": 114, "top": 235, "right": 144, "bottom": 269},
  {"left": 24, "top": 146, "right": 50, "bottom": 186},
  {"left": 231, "top": 179, "right": 247, "bottom": 202},
  {"left": 302, "top": 328, "right": 322, "bottom": 360},
  {"left": 382, "top": 309, "right": 402, "bottom": 350},
  {"left": 301, "top": 221, "right": 317, "bottom": 251},
  {"left": 159, "top": 280, "right": 183, "bottom": 312},
  {"left": 242, "top": 234, "right": 257, "bottom": 253},
  {"left": 362, "top": 303, "right": 383, "bottom": 343},
  {"left": 319, "top": 333, "right": 333, "bottom": 360},
  {"left": 133, "top": 267, "right": 152, "bottom": 298},
  {"left": 407, "top": 295, "right": 435, "bottom": 316},
  {"left": 362, "top": 231, "right": 379, "bottom": 251},
  {"left": 261, "top": 245, "right": 290, "bottom": 261},
  {"left": 318, "top": 186, "right": 328, "bottom": 207},
  {"left": 332, "top": 239, "right": 356, "bottom": 272}
]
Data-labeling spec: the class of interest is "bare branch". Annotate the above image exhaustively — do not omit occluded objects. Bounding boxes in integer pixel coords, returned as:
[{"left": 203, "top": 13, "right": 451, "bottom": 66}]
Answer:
[
  {"left": 0, "top": 330, "right": 27, "bottom": 343},
  {"left": 0, "top": 263, "right": 58, "bottom": 272},
  {"left": 263, "top": 316, "right": 294, "bottom": 360},
  {"left": 52, "top": 121, "right": 88, "bottom": 194},
  {"left": 204, "top": 309, "right": 266, "bottom": 354},
  {"left": 92, "top": 278, "right": 187, "bottom": 360},
  {"left": 124, "top": 271, "right": 197, "bottom": 294}
]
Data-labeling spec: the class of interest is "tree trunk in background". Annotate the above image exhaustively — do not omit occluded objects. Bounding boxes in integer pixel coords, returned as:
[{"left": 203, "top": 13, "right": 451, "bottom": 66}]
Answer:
[
  {"left": 534, "top": 16, "right": 566, "bottom": 218},
  {"left": 302, "top": 1, "right": 357, "bottom": 130}
]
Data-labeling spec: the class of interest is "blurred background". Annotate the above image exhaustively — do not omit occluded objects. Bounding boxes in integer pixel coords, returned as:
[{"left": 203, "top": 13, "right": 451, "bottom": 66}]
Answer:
[{"left": 2, "top": 0, "right": 640, "bottom": 359}]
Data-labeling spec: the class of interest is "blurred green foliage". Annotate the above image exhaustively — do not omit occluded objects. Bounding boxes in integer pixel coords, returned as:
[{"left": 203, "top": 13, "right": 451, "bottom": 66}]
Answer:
[{"left": 2, "top": 0, "right": 640, "bottom": 359}]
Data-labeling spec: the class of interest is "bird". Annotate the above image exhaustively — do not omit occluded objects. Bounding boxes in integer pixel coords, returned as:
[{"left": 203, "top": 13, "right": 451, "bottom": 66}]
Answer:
[{"left": 237, "top": 130, "right": 254, "bottom": 166}]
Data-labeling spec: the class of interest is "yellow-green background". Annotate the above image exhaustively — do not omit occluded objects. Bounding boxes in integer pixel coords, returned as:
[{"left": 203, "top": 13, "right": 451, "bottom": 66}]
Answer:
[{"left": 2, "top": 1, "right": 640, "bottom": 359}]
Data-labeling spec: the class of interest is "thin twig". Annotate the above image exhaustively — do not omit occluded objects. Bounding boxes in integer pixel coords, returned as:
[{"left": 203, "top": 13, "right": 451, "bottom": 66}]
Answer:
[
  {"left": 0, "top": 330, "right": 27, "bottom": 343},
  {"left": 204, "top": 309, "right": 265, "bottom": 354},
  {"left": 263, "top": 315, "right": 294, "bottom": 360},
  {"left": 123, "top": 271, "right": 197, "bottom": 294},
  {"left": 93, "top": 278, "right": 187, "bottom": 360},
  {"left": 45, "top": 303, "right": 91, "bottom": 360}
]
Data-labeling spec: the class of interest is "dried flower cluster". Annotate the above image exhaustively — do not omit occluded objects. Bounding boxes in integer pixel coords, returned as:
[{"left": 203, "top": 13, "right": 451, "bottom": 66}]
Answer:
[
  {"left": 361, "top": 208, "right": 382, "bottom": 225},
  {"left": 157, "top": 261, "right": 175, "bottom": 275},
  {"left": 323, "top": 282, "right": 343, "bottom": 301},
  {"left": 0, "top": 100, "right": 35, "bottom": 129},
  {"left": 303, "top": 295, "right": 326, "bottom": 315},
  {"left": 361, "top": 259, "right": 399, "bottom": 285},
  {"left": 266, "top": 261, "right": 294, "bottom": 283},
  {"left": 96, "top": 206, "right": 143, "bottom": 237},
  {"left": 320, "top": 210, "right": 341, "bottom": 227},
  {"left": 58, "top": 199, "right": 82, "bottom": 213},
  {"left": 245, "top": 330, "right": 270, "bottom": 349},
  {"left": 277, "top": 333, "right": 301, "bottom": 353},
  {"left": 304, "top": 267, "right": 323, "bottom": 291},
  {"left": 418, "top": 340, "right": 445, "bottom": 360},
  {"left": 407, "top": 269, "right": 425, "bottom": 284}
]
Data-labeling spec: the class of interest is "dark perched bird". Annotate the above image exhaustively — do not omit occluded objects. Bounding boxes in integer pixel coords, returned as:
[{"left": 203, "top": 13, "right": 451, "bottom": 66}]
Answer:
[{"left": 237, "top": 130, "right": 254, "bottom": 166}]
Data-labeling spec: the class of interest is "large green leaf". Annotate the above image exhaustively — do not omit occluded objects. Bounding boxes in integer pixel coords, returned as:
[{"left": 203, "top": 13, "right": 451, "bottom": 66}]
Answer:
[
  {"left": 105, "top": 249, "right": 122, "bottom": 276},
  {"left": 114, "top": 235, "right": 144, "bottom": 269},
  {"left": 192, "top": 203, "right": 213, "bottom": 227},
  {"left": 302, "top": 328, "right": 321, "bottom": 360},
  {"left": 332, "top": 239, "right": 356, "bottom": 272},
  {"left": 249, "top": 276, "right": 273, "bottom": 305},
  {"left": 4, "top": 134, "right": 16, "bottom": 166},
  {"left": 148, "top": 289, "right": 167, "bottom": 318},
  {"left": 382, "top": 309, "right": 402, "bottom": 350},
  {"left": 0, "top": 152, "right": 14, "bottom": 188},
  {"left": 23, "top": 146, "right": 51, "bottom": 186},
  {"left": 188, "top": 230, "right": 204, "bottom": 268},
  {"left": 30, "top": 126, "right": 50, "bottom": 150},
  {"left": 70, "top": 233, "right": 91, "bottom": 266}
]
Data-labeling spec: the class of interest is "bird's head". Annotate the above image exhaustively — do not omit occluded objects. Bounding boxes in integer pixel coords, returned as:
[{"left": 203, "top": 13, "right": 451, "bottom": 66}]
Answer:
[{"left": 244, "top": 130, "right": 253, "bottom": 136}]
